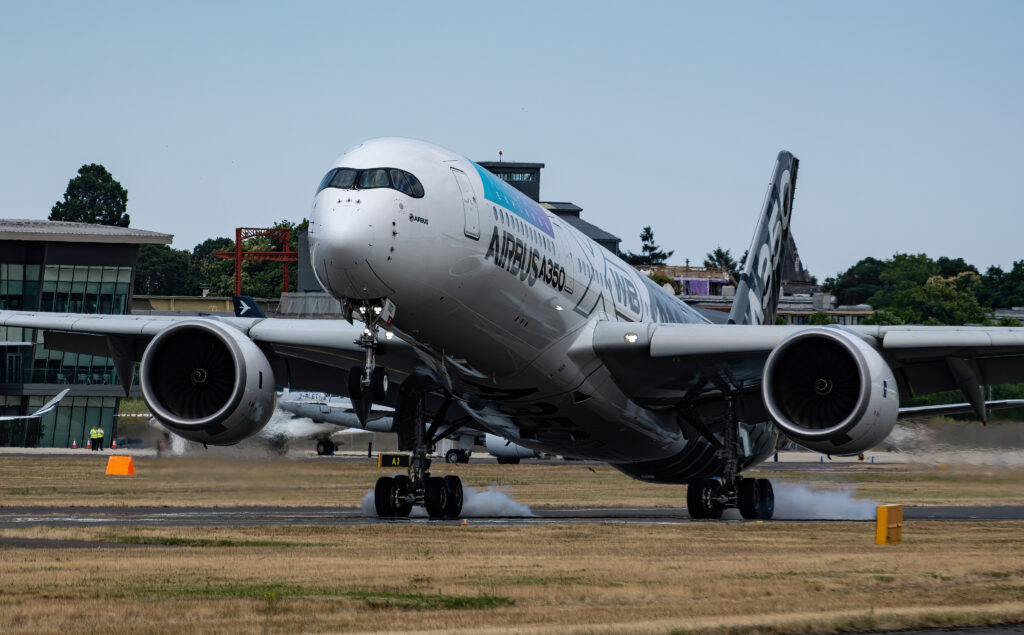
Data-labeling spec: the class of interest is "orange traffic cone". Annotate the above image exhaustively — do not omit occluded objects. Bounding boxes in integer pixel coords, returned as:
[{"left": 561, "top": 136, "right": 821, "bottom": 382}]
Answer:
[
  {"left": 86, "top": 439, "right": 91, "bottom": 449},
  {"left": 72, "top": 439, "right": 77, "bottom": 449},
  {"left": 111, "top": 438, "right": 117, "bottom": 450}
]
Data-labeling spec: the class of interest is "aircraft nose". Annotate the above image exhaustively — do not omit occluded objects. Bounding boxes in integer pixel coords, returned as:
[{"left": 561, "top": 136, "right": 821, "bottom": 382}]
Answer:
[{"left": 310, "top": 191, "right": 393, "bottom": 299}]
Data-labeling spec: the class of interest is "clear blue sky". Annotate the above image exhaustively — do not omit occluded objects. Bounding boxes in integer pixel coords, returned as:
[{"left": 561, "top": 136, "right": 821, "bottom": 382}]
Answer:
[{"left": 1, "top": 1, "right": 1021, "bottom": 279}]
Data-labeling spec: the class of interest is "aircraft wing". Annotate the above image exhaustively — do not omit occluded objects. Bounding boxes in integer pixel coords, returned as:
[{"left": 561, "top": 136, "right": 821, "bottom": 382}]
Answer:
[
  {"left": 0, "top": 388, "right": 71, "bottom": 421},
  {"left": 592, "top": 321, "right": 1024, "bottom": 421},
  {"left": 0, "top": 311, "right": 424, "bottom": 404}
]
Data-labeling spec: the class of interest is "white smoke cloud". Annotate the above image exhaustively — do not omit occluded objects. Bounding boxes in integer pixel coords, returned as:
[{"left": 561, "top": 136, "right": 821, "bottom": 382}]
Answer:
[
  {"left": 361, "top": 484, "right": 535, "bottom": 518},
  {"left": 720, "top": 483, "right": 877, "bottom": 520}
]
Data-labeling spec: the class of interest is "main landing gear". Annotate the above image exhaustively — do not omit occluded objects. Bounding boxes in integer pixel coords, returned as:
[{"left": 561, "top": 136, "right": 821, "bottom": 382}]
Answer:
[
  {"left": 682, "top": 396, "right": 775, "bottom": 520},
  {"left": 373, "top": 388, "right": 465, "bottom": 520}
]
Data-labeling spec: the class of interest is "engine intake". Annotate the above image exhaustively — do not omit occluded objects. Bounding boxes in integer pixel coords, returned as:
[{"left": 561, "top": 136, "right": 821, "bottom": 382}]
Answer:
[
  {"left": 762, "top": 327, "right": 898, "bottom": 455},
  {"left": 140, "top": 320, "right": 275, "bottom": 445}
]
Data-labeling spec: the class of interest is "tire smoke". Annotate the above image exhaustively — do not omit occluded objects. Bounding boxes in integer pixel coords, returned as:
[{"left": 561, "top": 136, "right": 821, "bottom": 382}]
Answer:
[
  {"left": 734, "top": 483, "right": 877, "bottom": 520},
  {"left": 361, "top": 484, "right": 535, "bottom": 517}
]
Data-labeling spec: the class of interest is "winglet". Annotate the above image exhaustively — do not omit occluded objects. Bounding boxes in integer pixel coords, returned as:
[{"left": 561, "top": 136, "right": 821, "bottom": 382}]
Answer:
[
  {"left": 232, "top": 296, "right": 266, "bottom": 318},
  {"left": 728, "top": 151, "right": 799, "bottom": 325},
  {"left": 31, "top": 388, "right": 70, "bottom": 417}
]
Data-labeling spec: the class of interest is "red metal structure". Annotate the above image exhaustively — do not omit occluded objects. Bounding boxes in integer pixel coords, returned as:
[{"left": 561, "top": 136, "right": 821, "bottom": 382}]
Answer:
[{"left": 214, "top": 227, "right": 299, "bottom": 297}]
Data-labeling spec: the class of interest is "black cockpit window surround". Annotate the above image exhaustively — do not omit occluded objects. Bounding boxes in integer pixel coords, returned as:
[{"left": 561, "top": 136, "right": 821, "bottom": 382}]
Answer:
[{"left": 316, "top": 167, "right": 424, "bottom": 198}]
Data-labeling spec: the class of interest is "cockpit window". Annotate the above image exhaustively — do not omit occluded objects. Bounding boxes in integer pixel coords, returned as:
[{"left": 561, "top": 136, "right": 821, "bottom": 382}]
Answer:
[
  {"left": 316, "top": 166, "right": 424, "bottom": 198},
  {"left": 389, "top": 169, "right": 425, "bottom": 198},
  {"left": 358, "top": 168, "right": 390, "bottom": 189}
]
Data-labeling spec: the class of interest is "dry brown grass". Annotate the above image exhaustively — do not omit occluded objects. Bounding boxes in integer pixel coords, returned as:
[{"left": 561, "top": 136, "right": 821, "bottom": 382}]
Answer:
[
  {"left": 1, "top": 455, "right": 1023, "bottom": 633},
  {"left": 1, "top": 454, "right": 1023, "bottom": 508},
  {"left": 0, "top": 522, "right": 1023, "bottom": 634}
]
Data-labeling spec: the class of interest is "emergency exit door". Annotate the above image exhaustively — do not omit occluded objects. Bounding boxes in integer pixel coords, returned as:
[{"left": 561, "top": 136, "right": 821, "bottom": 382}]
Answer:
[{"left": 450, "top": 168, "right": 480, "bottom": 239}]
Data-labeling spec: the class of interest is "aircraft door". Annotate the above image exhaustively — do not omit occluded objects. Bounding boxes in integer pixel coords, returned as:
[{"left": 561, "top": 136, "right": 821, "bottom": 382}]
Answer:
[{"left": 451, "top": 168, "right": 480, "bottom": 240}]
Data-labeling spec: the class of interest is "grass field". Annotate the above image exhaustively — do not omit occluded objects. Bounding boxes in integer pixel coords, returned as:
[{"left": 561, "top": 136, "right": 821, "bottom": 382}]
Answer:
[{"left": 1, "top": 454, "right": 1023, "bottom": 633}]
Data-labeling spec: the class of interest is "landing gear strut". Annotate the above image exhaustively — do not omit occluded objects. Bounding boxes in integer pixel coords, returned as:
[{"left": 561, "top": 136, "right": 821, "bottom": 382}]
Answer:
[
  {"left": 684, "top": 396, "right": 774, "bottom": 520},
  {"left": 346, "top": 300, "right": 391, "bottom": 427},
  {"left": 374, "top": 389, "right": 465, "bottom": 520}
]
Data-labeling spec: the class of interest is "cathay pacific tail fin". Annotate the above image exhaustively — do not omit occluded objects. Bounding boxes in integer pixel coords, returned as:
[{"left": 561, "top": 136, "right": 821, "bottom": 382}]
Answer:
[
  {"left": 232, "top": 296, "right": 266, "bottom": 318},
  {"left": 727, "top": 151, "right": 799, "bottom": 325}
]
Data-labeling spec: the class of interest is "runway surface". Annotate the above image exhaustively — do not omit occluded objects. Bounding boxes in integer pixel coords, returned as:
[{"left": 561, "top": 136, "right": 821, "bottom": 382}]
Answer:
[{"left": 2, "top": 503, "right": 1023, "bottom": 531}]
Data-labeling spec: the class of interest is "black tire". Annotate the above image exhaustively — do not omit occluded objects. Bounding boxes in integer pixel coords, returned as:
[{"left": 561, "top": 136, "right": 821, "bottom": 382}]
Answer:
[
  {"left": 374, "top": 476, "right": 396, "bottom": 518},
  {"left": 757, "top": 478, "right": 775, "bottom": 520},
  {"left": 443, "top": 475, "right": 463, "bottom": 519},
  {"left": 424, "top": 476, "right": 448, "bottom": 519},
  {"left": 687, "top": 479, "right": 723, "bottom": 520},
  {"left": 316, "top": 440, "right": 328, "bottom": 456},
  {"left": 392, "top": 474, "right": 413, "bottom": 517},
  {"left": 348, "top": 368, "right": 365, "bottom": 400},
  {"left": 371, "top": 368, "right": 389, "bottom": 397},
  {"left": 445, "top": 449, "right": 461, "bottom": 464},
  {"left": 458, "top": 450, "right": 471, "bottom": 464},
  {"left": 496, "top": 457, "right": 520, "bottom": 465},
  {"left": 738, "top": 479, "right": 760, "bottom": 520}
]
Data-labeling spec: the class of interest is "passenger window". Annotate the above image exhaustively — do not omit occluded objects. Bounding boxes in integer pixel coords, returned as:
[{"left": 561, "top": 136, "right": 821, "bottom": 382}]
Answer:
[{"left": 358, "top": 169, "right": 390, "bottom": 189}]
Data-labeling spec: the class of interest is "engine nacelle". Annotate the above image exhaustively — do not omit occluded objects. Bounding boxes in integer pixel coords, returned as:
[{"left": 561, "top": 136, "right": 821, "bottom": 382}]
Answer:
[
  {"left": 140, "top": 319, "right": 275, "bottom": 445},
  {"left": 762, "top": 327, "right": 898, "bottom": 455},
  {"left": 485, "top": 433, "right": 540, "bottom": 459}
]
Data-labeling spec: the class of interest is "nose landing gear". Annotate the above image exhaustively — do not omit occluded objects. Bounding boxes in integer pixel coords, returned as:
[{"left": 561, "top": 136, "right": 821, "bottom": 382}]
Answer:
[{"left": 345, "top": 300, "right": 394, "bottom": 427}]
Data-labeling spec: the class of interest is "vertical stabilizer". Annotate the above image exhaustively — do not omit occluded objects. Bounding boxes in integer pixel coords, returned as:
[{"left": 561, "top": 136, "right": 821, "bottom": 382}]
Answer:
[{"left": 728, "top": 152, "right": 799, "bottom": 325}]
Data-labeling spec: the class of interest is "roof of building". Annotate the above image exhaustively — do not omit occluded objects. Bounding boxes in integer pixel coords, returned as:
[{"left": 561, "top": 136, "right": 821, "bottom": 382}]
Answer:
[
  {"left": 476, "top": 161, "right": 545, "bottom": 170},
  {"left": 541, "top": 203, "right": 620, "bottom": 243},
  {"left": 0, "top": 219, "right": 173, "bottom": 245}
]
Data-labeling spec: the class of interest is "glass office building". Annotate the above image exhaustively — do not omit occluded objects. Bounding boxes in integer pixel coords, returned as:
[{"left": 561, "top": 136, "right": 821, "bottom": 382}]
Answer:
[{"left": 0, "top": 220, "right": 172, "bottom": 447}]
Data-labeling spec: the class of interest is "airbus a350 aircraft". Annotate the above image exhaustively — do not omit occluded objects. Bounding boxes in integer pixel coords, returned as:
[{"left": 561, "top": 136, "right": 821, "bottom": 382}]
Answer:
[{"left": 5, "top": 138, "right": 1024, "bottom": 520}]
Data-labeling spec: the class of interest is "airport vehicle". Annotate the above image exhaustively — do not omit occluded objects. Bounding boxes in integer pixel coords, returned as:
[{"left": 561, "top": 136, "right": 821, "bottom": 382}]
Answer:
[{"left": 5, "top": 138, "right": 1024, "bottom": 520}]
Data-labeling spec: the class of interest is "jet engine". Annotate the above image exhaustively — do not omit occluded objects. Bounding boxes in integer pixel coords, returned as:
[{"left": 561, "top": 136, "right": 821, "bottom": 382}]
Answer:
[
  {"left": 762, "top": 327, "right": 898, "bottom": 455},
  {"left": 140, "top": 320, "right": 275, "bottom": 445},
  {"left": 485, "top": 433, "right": 540, "bottom": 461}
]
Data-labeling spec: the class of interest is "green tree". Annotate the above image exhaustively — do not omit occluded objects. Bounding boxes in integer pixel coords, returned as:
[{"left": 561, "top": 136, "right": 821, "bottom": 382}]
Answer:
[
  {"left": 861, "top": 310, "right": 905, "bottom": 326},
  {"left": 935, "top": 256, "right": 977, "bottom": 278},
  {"left": 623, "top": 226, "right": 674, "bottom": 266},
  {"left": 979, "top": 261, "right": 1024, "bottom": 308},
  {"left": 807, "top": 311, "right": 836, "bottom": 325},
  {"left": 703, "top": 246, "right": 740, "bottom": 281},
  {"left": 191, "top": 219, "right": 307, "bottom": 298},
  {"left": 823, "top": 257, "right": 886, "bottom": 306},
  {"left": 867, "top": 253, "right": 939, "bottom": 309},
  {"left": 50, "top": 164, "right": 130, "bottom": 226},
  {"left": 998, "top": 316, "right": 1021, "bottom": 327},
  {"left": 134, "top": 245, "right": 194, "bottom": 295},
  {"left": 891, "top": 272, "right": 987, "bottom": 325}
]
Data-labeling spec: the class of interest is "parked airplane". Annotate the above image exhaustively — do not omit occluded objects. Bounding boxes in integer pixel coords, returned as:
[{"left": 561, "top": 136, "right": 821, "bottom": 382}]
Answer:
[
  {"left": 5, "top": 138, "right": 1024, "bottom": 520},
  {"left": 276, "top": 389, "right": 538, "bottom": 462}
]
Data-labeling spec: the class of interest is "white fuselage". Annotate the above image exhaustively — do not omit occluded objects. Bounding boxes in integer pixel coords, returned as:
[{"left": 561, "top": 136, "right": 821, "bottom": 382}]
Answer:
[{"left": 307, "top": 138, "right": 770, "bottom": 477}]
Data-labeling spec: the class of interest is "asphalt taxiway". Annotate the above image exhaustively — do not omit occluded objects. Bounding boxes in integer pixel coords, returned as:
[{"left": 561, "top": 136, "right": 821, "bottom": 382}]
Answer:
[{"left": 1, "top": 503, "right": 1022, "bottom": 532}]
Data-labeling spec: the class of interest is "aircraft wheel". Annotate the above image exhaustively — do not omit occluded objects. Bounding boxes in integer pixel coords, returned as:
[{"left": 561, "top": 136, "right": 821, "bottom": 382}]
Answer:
[
  {"left": 757, "top": 478, "right": 775, "bottom": 520},
  {"left": 371, "top": 368, "right": 389, "bottom": 397},
  {"left": 458, "top": 450, "right": 471, "bottom": 464},
  {"left": 737, "top": 479, "right": 760, "bottom": 519},
  {"left": 374, "top": 476, "right": 396, "bottom": 518},
  {"left": 496, "top": 457, "right": 520, "bottom": 465},
  {"left": 443, "top": 475, "right": 463, "bottom": 519},
  {"left": 315, "top": 440, "right": 328, "bottom": 456},
  {"left": 392, "top": 474, "right": 413, "bottom": 517},
  {"left": 687, "top": 479, "right": 723, "bottom": 520},
  {"left": 445, "top": 449, "right": 461, "bottom": 464},
  {"left": 348, "top": 368, "right": 365, "bottom": 400},
  {"left": 424, "top": 476, "right": 448, "bottom": 519}
]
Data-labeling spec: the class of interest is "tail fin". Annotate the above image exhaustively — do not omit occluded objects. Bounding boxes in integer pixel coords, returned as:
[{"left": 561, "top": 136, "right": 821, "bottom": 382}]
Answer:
[
  {"left": 232, "top": 295, "right": 266, "bottom": 318},
  {"left": 727, "top": 151, "right": 799, "bottom": 325}
]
